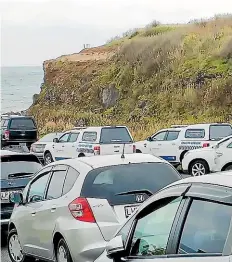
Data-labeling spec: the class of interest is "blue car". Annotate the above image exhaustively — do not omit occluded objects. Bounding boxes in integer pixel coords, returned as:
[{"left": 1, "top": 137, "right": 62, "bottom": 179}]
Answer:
[{"left": 1, "top": 150, "right": 42, "bottom": 232}]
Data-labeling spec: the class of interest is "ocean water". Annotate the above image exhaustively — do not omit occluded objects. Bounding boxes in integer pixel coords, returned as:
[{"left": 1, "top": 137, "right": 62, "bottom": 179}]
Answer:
[{"left": 1, "top": 66, "right": 44, "bottom": 114}]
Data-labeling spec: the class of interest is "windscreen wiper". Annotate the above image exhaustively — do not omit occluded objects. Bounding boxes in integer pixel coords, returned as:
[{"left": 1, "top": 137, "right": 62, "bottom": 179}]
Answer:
[
  {"left": 116, "top": 189, "right": 153, "bottom": 196},
  {"left": 8, "top": 172, "right": 34, "bottom": 179}
]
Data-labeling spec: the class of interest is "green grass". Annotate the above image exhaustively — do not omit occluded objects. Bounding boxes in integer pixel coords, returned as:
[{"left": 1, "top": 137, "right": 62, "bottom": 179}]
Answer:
[{"left": 29, "top": 15, "right": 232, "bottom": 141}]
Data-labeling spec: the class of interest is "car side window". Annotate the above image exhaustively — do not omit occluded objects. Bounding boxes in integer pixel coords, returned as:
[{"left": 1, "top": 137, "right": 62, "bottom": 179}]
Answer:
[
  {"left": 69, "top": 133, "right": 79, "bottom": 143},
  {"left": 151, "top": 131, "right": 167, "bottom": 141},
  {"left": 59, "top": 133, "right": 70, "bottom": 143},
  {"left": 62, "top": 167, "right": 79, "bottom": 195},
  {"left": 27, "top": 169, "right": 52, "bottom": 202},
  {"left": 129, "top": 197, "right": 182, "bottom": 257},
  {"left": 185, "top": 129, "right": 205, "bottom": 139},
  {"left": 178, "top": 199, "right": 232, "bottom": 254},
  {"left": 227, "top": 142, "right": 232, "bottom": 148},
  {"left": 46, "top": 166, "right": 68, "bottom": 200},
  {"left": 166, "top": 131, "right": 179, "bottom": 141}
]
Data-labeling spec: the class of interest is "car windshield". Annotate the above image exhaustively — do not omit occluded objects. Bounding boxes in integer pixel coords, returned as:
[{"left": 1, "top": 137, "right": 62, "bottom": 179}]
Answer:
[
  {"left": 210, "top": 125, "right": 232, "bottom": 141},
  {"left": 81, "top": 162, "right": 180, "bottom": 205},
  {"left": 215, "top": 137, "right": 232, "bottom": 148},
  {"left": 100, "top": 127, "right": 133, "bottom": 144},
  {"left": 10, "top": 118, "right": 36, "bottom": 129},
  {"left": 1, "top": 155, "right": 42, "bottom": 180},
  {"left": 39, "top": 132, "right": 63, "bottom": 142}
]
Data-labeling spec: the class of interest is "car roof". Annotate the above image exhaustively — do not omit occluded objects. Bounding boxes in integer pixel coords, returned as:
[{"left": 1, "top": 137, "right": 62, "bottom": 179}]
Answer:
[
  {"left": 83, "top": 126, "right": 128, "bottom": 131},
  {"left": 186, "top": 123, "right": 231, "bottom": 129},
  {"left": 169, "top": 172, "right": 232, "bottom": 188},
  {"left": 48, "top": 153, "right": 167, "bottom": 169}
]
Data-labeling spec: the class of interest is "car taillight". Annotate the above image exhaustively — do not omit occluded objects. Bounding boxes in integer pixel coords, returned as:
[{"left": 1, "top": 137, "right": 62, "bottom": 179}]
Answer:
[
  {"left": 94, "top": 146, "right": 100, "bottom": 155},
  {"left": 133, "top": 145, "right": 136, "bottom": 153},
  {"left": 203, "top": 143, "right": 210, "bottom": 148},
  {"left": 68, "top": 197, "right": 96, "bottom": 223},
  {"left": 4, "top": 130, "right": 10, "bottom": 140}
]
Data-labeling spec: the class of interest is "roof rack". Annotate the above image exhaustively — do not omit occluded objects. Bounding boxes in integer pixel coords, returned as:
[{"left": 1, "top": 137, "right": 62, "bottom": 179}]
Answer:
[
  {"left": 170, "top": 125, "right": 188, "bottom": 128},
  {"left": 72, "top": 126, "right": 87, "bottom": 130}
]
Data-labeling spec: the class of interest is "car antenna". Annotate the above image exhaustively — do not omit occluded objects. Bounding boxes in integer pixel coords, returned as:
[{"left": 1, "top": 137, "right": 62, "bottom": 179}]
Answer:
[{"left": 121, "top": 143, "right": 125, "bottom": 159}]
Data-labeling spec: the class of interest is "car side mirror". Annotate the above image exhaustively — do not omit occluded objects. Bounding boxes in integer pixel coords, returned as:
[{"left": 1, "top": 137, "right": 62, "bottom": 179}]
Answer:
[
  {"left": 106, "top": 235, "right": 125, "bottom": 259},
  {"left": 53, "top": 138, "right": 59, "bottom": 143},
  {"left": 9, "top": 192, "right": 23, "bottom": 205},
  {"left": 147, "top": 136, "right": 152, "bottom": 142}
]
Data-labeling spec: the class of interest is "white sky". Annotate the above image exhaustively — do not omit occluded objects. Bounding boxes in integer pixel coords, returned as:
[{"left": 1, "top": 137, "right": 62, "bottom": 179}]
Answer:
[{"left": 1, "top": 0, "right": 232, "bottom": 66}]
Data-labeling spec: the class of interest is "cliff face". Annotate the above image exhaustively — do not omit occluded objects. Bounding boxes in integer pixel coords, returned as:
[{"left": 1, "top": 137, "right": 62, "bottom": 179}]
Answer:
[{"left": 29, "top": 16, "right": 232, "bottom": 140}]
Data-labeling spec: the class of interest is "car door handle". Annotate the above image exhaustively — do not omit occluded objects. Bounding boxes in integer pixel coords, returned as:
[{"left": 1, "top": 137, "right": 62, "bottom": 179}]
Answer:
[
  {"left": 51, "top": 206, "right": 56, "bottom": 212},
  {"left": 72, "top": 145, "right": 75, "bottom": 147},
  {"left": 31, "top": 211, "right": 36, "bottom": 216},
  {"left": 158, "top": 144, "right": 162, "bottom": 146}
]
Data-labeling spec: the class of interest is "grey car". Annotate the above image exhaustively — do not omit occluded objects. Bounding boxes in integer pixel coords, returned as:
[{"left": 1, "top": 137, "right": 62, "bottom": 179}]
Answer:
[
  {"left": 96, "top": 172, "right": 232, "bottom": 262},
  {"left": 7, "top": 153, "right": 181, "bottom": 262}
]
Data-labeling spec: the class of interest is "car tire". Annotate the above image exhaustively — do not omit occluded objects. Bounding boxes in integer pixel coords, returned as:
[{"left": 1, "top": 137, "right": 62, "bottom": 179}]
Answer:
[
  {"left": 8, "top": 229, "right": 35, "bottom": 262},
  {"left": 56, "top": 238, "right": 73, "bottom": 262},
  {"left": 44, "top": 152, "right": 54, "bottom": 165},
  {"left": 189, "top": 160, "right": 209, "bottom": 176},
  {"left": 224, "top": 164, "right": 232, "bottom": 171}
]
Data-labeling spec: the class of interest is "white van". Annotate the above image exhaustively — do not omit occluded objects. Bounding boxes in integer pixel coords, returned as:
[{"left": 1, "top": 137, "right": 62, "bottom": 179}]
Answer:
[{"left": 135, "top": 123, "right": 232, "bottom": 166}]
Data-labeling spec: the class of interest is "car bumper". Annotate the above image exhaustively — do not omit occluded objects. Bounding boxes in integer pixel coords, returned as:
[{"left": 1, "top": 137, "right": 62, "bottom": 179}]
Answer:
[
  {"left": 31, "top": 152, "right": 44, "bottom": 161},
  {"left": 1, "top": 219, "right": 10, "bottom": 225}
]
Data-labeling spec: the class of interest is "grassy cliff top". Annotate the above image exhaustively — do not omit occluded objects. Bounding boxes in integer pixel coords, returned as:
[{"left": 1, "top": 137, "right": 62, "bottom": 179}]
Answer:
[{"left": 30, "top": 15, "right": 232, "bottom": 140}]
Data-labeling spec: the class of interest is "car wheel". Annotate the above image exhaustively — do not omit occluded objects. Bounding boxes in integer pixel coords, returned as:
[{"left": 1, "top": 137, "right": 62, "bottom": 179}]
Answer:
[
  {"left": 224, "top": 164, "right": 232, "bottom": 171},
  {"left": 56, "top": 238, "right": 73, "bottom": 262},
  {"left": 190, "top": 160, "right": 209, "bottom": 176},
  {"left": 44, "top": 152, "right": 54, "bottom": 165},
  {"left": 8, "top": 229, "right": 34, "bottom": 262}
]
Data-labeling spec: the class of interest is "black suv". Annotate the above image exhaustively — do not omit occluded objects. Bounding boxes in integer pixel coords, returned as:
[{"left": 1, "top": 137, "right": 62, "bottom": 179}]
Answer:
[
  {"left": 1, "top": 115, "right": 38, "bottom": 149},
  {"left": 1, "top": 151, "right": 42, "bottom": 233}
]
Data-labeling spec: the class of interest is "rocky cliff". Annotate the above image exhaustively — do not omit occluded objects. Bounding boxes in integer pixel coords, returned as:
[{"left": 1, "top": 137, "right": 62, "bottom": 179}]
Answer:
[{"left": 29, "top": 16, "right": 232, "bottom": 140}]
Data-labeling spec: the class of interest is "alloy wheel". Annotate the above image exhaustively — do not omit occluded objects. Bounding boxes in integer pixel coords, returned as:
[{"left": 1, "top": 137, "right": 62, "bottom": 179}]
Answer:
[
  {"left": 192, "top": 162, "right": 206, "bottom": 176},
  {"left": 8, "top": 234, "right": 23, "bottom": 262}
]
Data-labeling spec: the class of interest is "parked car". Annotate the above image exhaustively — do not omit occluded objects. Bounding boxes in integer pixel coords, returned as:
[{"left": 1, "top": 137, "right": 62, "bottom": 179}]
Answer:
[
  {"left": 43, "top": 128, "right": 85, "bottom": 165},
  {"left": 30, "top": 132, "right": 63, "bottom": 162},
  {"left": 8, "top": 153, "right": 181, "bottom": 262},
  {"left": 43, "top": 126, "right": 135, "bottom": 165},
  {"left": 1, "top": 115, "right": 38, "bottom": 149},
  {"left": 1, "top": 150, "right": 42, "bottom": 232},
  {"left": 211, "top": 138, "right": 232, "bottom": 172},
  {"left": 135, "top": 123, "right": 232, "bottom": 167},
  {"left": 96, "top": 172, "right": 232, "bottom": 262},
  {"left": 182, "top": 135, "right": 232, "bottom": 176}
]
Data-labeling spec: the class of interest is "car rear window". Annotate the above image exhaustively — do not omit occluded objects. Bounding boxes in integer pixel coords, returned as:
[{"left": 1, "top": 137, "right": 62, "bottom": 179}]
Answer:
[
  {"left": 185, "top": 129, "right": 205, "bottom": 139},
  {"left": 10, "top": 118, "right": 36, "bottom": 129},
  {"left": 209, "top": 125, "right": 232, "bottom": 141},
  {"left": 100, "top": 127, "right": 133, "bottom": 144},
  {"left": 81, "top": 163, "right": 180, "bottom": 205},
  {"left": 1, "top": 155, "right": 41, "bottom": 180}
]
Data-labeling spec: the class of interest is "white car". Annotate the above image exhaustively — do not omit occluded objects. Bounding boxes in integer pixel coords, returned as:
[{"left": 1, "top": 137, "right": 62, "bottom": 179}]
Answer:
[
  {"left": 135, "top": 123, "right": 232, "bottom": 166},
  {"left": 44, "top": 126, "right": 135, "bottom": 165},
  {"left": 7, "top": 153, "right": 181, "bottom": 262},
  {"left": 30, "top": 132, "right": 63, "bottom": 162},
  {"left": 182, "top": 135, "right": 232, "bottom": 176},
  {"left": 95, "top": 172, "right": 232, "bottom": 262},
  {"left": 212, "top": 138, "right": 232, "bottom": 172}
]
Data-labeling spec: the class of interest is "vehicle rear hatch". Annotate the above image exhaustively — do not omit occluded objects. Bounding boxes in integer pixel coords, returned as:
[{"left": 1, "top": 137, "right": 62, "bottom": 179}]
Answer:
[
  {"left": 81, "top": 162, "right": 181, "bottom": 241},
  {"left": 8, "top": 117, "right": 37, "bottom": 142},
  {"left": 99, "top": 127, "right": 134, "bottom": 155},
  {"left": 1, "top": 154, "right": 42, "bottom": 221}
]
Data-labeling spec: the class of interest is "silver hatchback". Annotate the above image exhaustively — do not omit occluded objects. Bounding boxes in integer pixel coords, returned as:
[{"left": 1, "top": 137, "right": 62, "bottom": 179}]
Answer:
[{"left": 7, "top": 153, "right": 181, "bottom": 262}]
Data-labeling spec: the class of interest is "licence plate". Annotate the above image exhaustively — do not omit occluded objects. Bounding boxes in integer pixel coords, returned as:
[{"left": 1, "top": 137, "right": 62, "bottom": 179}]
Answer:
[
  {"left": 1, "top": 190, "right": 21, "bottom": 201},
  {"left": 124, "top": 205, "right": 139, "bottom": 218}
]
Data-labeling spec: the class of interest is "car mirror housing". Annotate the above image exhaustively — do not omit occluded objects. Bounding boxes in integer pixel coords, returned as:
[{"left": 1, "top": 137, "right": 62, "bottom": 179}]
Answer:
[
  {"left": 147, "top": 136, "right": 152, "bottom": 141},
  {"left": 53, "top": 138, "right": 59, "bottom": 143},
  {"left": 106, "top": 235, "right": 125, "bottom": 259},
  {"left": 9, "top": 192, "right": 23, "bottom": 205}
]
